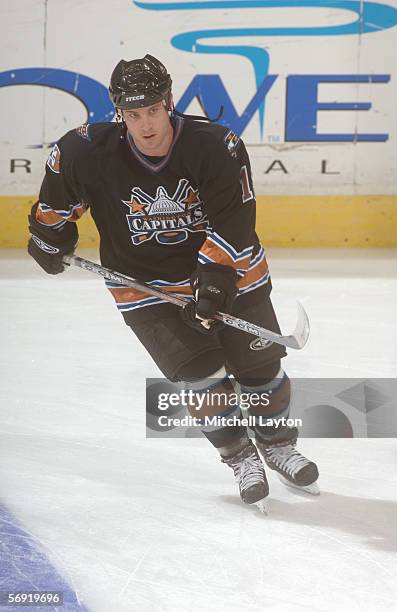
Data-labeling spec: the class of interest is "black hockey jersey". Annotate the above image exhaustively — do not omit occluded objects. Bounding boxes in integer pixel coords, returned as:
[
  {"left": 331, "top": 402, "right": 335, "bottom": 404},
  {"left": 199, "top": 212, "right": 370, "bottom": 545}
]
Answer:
[{"left": 35, "top": 117, "right": 269, "bottom": 313}]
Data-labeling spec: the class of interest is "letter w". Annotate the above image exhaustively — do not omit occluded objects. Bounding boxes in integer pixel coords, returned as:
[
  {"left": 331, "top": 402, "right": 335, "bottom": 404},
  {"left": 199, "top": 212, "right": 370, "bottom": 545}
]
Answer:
[{"left": 176, "top": 74, "right": 277, "bottom": 137}]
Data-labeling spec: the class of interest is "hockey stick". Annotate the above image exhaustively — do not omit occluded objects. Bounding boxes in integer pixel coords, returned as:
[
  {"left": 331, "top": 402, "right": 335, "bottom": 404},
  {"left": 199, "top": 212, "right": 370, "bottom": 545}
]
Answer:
[{"left": 63, "top": 254, "right": 310, "bottom": 350}]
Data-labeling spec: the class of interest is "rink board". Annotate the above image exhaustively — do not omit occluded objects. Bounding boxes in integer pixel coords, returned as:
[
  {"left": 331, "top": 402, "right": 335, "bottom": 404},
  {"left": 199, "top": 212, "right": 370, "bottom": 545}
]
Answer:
[
  {"left": 3, "top": 194, "right": 397, "bottom": 248},
  {"left": 2, "top": 1, "right": 397, "bottom": 247}
]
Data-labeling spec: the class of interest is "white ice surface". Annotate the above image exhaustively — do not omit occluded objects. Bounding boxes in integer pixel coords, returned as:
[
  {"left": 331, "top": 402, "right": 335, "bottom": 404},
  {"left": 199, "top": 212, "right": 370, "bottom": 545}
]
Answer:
[{"left": 1, "top": 249, "right": 397, "bottom": 612}]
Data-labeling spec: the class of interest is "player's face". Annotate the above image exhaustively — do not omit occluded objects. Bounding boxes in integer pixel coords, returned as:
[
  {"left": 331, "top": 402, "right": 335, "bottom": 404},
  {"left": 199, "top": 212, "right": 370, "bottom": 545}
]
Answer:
[{"left": 122, "top": 102, "right": 173, "bottom": 156}]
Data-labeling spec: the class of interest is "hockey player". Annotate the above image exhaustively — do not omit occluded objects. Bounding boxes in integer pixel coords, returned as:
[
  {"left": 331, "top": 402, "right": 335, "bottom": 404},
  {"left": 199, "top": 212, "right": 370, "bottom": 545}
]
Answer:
[{"left": 27, "top": 54, "right": 319, "bottom": 513}]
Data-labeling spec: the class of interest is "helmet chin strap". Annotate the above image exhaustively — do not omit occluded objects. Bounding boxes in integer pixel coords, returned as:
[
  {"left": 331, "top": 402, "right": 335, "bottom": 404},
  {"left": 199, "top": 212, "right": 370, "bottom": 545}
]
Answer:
[
  {"left": 116, "top": 109, "right": 126, "bottom": 139},
  {"left": 172, "top": 107, "right": 224, "bottom": 123},
  {"left": 165, "top": 94, "right": 223, "bottom": 123},
  {"left": 164, "top": 94, "right": 175, "bottom": 116}
]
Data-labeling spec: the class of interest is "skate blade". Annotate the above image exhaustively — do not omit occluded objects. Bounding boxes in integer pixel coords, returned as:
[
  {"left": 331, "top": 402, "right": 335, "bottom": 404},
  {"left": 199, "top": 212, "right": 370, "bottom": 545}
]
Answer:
[
  {"left": 278, "top": 474, "right": 320, "bottom": 496},
  {"left": 253, "top": 498, "right": 270, "bottom": 514}
]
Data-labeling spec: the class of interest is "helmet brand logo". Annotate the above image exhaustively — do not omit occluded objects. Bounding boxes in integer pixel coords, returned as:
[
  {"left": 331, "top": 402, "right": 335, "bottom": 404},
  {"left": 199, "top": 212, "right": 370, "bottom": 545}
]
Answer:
[{"left": 125, "top": 95, "right": 145, "bottom": 101}]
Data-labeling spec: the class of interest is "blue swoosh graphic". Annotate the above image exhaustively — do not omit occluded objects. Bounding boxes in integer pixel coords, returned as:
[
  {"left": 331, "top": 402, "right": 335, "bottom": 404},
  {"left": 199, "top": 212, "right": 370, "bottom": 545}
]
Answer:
[
  {"left": 0, "top": 68, "right": 115, "bottom": 148},
  {"left": 133, "top": 0, "right": 397, "bottom": 136}
]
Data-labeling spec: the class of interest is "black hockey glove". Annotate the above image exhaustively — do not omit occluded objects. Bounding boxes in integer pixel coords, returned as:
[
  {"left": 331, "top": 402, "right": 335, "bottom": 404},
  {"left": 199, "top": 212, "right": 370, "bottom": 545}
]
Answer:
[
  {"left": 28, "top": 205, "right": 78, "bottom": 275},
  {"left": 181, "top": 263, "right": 237, "bottom": 334}
]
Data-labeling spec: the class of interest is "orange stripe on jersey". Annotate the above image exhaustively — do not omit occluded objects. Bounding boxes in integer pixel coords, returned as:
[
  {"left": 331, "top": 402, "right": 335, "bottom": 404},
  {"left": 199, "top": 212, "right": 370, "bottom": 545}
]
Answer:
[
  {"left": 109, "top": 287, "right": 148, "bottom": 303},
  {"left": 36, "top": 207, "right": 64, "bottom": 226},
  {"left": 200, "top": 239, "right": 251, "bottom": 270},
  {"left": 237, "top": 257, "right": 269, "bottom": 289},
  {"left": 109, "top": 284, "right": 193, "bottom": 304},
  {"left": 69, "top": 207, "right": 86, "bottom": 221},
  {"left": 36, "top": 203, "right": 86, "bottom": 225},
  {"left": 162, "top": 285, "right": 192, "bottom": 296}
]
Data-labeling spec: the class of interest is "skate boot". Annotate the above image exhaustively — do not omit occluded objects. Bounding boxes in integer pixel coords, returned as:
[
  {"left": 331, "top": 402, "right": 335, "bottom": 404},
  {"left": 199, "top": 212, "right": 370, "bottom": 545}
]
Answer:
[
  {"left": 257, "top": 440, "right": 320, "bottom": 495},
  {"left": 221, "top": 440, "right": 269, "bottom": 513}
]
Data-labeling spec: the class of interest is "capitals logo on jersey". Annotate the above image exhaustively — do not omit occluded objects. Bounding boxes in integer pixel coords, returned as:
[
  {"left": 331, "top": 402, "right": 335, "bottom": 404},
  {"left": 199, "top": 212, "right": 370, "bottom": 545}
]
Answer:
[{"left": 122, "top": 179, "right": 209, "bottom": 245}]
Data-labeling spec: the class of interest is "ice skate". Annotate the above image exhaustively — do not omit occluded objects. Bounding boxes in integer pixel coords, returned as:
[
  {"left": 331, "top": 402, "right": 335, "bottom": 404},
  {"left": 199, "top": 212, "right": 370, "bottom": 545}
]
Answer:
[
  {"left": 221, "top": 440, "right": 270, "bottom": 513},
  {"left": 257, "top": 441, "right": 320, "bottom": 496}
]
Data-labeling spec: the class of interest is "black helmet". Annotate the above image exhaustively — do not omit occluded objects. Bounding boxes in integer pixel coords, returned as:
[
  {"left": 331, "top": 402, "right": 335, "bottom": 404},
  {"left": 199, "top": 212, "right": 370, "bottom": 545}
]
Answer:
[{"left": 109, "top": 54, "right": 172, "bottom": 110}]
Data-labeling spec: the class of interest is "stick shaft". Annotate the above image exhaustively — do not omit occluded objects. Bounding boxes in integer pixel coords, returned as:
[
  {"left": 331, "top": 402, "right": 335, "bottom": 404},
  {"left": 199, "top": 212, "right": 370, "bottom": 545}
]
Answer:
[{"left": 63, "top": 255, "right": 308, "bottom": 349}]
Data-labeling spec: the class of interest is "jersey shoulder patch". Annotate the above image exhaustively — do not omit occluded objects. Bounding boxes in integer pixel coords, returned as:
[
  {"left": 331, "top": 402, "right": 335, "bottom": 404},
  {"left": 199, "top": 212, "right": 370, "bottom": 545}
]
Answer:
[
  {"left": 46, "top": 143, "right": 61, "bottom": 173},
  {"left": 75, "top": 123, "right": 92, "bottom": 141},
  {"left": 223, "top": 130, "right": 240, "bottom": 158}
]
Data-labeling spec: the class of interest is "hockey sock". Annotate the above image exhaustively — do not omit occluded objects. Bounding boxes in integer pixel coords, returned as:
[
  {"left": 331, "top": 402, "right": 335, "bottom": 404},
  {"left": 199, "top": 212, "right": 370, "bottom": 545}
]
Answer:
[
  {"left": 240, "top": 368, "right": 298, "bottom": 445},
  {"left": 184, "top": 367, "right": 247, "bottom": 451}
]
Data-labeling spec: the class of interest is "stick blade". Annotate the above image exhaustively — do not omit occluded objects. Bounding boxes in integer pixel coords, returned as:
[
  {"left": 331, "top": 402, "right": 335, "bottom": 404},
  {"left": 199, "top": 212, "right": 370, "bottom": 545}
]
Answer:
[{"left": 285, "top": 301, "right": 310, "bottom": 349}]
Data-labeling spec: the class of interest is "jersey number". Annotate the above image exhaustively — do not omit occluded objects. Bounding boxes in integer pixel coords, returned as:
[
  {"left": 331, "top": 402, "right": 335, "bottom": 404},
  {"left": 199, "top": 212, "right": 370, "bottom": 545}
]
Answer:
[{"left": 240, "top": 165, "right": 254, "bottom": 203}]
